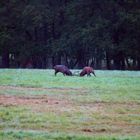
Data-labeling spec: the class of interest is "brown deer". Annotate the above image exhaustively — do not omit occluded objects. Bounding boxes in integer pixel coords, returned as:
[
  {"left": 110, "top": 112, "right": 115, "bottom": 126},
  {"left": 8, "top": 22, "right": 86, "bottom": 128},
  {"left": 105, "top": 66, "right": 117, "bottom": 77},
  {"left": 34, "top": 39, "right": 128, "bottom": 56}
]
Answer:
[
  {"left": 80, "top": 66, "right": 96, "bottom": 77},
  {"left": 53, "top": 65, "right": 72, "bottom": 76}
]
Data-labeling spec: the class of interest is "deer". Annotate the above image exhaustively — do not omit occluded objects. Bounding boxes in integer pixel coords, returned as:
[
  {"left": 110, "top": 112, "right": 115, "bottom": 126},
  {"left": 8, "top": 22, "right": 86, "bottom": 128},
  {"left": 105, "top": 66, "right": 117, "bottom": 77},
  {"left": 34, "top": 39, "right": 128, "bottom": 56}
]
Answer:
[
  {"left": 53, "top": 65, "right": 72, "bottom": 76},
  {"left": 80, "top": 66, "right": 96, "bottom": 77}
]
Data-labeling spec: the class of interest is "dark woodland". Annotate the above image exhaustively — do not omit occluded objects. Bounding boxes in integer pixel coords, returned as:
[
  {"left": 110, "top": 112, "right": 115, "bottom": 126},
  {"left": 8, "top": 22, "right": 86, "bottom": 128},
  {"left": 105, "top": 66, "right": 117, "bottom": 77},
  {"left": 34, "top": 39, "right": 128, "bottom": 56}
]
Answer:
[{"left": 0, "top": 0, "right": 140, "bottom": 70}]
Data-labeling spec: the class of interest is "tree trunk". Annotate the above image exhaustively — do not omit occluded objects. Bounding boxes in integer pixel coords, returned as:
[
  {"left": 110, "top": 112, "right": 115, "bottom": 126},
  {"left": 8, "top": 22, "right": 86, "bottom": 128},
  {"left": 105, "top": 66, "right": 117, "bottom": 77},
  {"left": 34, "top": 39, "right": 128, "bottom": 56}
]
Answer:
[
  {"left": 106, "top": 51, "right": 111, "bottom": 70},
  {"left": 96, "top": 57, "right": 102, "bottom": 69},
  {"left": 52, "top": 21, "right": 56, "bottom": 39},
  {"left": 137, "top": 58, "right": 140, "bottom": 70},
  {"left": 113, "top": 51, "right": 125, "bottom": 70},
  {"left": 2, "top": 47, "right": 9, "bottom": 68},
  {"left": 133, "top": 58, "right": 137, "bottom": 68},
  {"left": 56, "top": 52, "right": 61, "bottom": 65},
  {"left": 113, "top": 58, "right": 121, "bottom": 70},
  {"left": 42, "top": 56, "right": 47, "bottom": 68},
  {"left": 43, "top": 22, "right": 48, "bottom": 45},
  {"left": 121, "top": 58, "right": 125, "bottom": 70},
  {"left": 64, "top": 53, "right": 69, "bottom": 66},
  {"left": 52, "top": 56, "right": 55, "bottom": 67},
  {"left": 90, "top": 57, "right": 95, "bottom": 67},
  {"left": 126, "top": 58, "right": 130, "bottom": 69},
  {"left": 77, "top": 50, "right": 85, "bottom": 68}
]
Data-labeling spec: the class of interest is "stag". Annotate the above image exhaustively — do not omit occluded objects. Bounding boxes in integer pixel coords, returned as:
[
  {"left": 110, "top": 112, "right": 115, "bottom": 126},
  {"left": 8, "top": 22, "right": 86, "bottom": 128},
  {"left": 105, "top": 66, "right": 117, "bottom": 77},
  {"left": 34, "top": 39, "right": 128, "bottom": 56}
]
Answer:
[
  {"left": 80, "top": 66, "right": 96, "bottom": 77},
  {"left": 53, "top": 65, "right": 72, "bottom": 76}
]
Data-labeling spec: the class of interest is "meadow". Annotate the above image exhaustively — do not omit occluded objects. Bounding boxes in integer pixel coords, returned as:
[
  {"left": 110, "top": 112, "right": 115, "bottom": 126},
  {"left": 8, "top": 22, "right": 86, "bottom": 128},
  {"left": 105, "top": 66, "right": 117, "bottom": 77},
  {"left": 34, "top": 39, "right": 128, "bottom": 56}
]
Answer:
[{"left": 0, "top": 69, "right": 140, "bottom": 140}]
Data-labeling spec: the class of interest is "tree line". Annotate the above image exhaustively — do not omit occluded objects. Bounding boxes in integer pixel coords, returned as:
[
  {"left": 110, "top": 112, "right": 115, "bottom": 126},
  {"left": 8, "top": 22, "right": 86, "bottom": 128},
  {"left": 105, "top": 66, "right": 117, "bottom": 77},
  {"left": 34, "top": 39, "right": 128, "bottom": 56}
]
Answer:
[{"left": 0, "top": 0, "right": 140, "bottom": 70}]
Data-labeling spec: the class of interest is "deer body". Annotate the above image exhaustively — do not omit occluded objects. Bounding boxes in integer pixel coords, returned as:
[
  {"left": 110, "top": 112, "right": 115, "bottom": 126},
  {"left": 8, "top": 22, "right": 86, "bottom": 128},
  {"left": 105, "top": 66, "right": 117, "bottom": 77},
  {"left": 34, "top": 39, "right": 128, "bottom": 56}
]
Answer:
[
  {"left": 80, "top": 66, "right": 96, "bottom": 77},
  {"left": 53, "top": 65, "right": 72, "bottom": 76}
]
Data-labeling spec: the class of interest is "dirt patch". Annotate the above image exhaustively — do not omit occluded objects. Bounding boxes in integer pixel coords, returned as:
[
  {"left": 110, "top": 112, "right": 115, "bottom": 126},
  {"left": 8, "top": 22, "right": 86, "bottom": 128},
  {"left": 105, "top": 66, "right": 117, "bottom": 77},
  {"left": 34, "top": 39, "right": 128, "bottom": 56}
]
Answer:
[
  {"left": 0, "top": 94, "right": 76, "bottom": 108},
  {"left": 0, "top": 85, "right": 139, "bottom": 112},
  {"left": 0, "top": 85, "right": 140, "bottom": 135},
  {"left": 0, "top": 85, "right": 85, "bottom": 107},
  {"left": 0, "top": 94, "right": 48, "bottom": 106}
]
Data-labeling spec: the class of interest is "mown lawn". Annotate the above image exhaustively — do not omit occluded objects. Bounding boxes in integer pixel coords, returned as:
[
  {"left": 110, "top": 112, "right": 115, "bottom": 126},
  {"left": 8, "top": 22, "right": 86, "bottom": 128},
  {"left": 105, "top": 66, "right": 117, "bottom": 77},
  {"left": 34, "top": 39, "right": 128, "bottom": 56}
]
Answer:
[{"left": 0, "top": 69, "right": 140, "bottom": 140}]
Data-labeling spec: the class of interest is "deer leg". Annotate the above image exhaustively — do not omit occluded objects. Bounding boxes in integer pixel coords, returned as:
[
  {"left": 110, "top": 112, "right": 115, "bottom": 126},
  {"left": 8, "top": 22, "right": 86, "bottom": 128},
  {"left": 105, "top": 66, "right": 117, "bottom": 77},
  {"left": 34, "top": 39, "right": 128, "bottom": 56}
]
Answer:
[
  {"left": 55, "top": 71, "right": 59, "bottom": 76},
  {"left": 92, "top": 71, "right": 96, "bottom": 77}
]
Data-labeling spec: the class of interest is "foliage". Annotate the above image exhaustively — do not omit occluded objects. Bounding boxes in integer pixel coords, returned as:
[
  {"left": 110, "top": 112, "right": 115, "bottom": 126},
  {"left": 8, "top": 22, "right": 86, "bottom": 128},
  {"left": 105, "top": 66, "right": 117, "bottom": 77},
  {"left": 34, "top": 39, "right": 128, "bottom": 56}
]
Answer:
[{"left": 0, "top": 0, "right": 140, "bottom": 69}]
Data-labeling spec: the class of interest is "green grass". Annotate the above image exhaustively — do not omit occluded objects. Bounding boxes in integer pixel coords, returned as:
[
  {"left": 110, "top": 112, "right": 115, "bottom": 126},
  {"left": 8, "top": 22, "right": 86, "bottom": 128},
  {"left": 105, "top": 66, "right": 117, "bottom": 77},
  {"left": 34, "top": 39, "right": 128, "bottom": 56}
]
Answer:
[
  {"left": 1, "top": 131, "right": 140, "bottom": 140},
  {"left": 0, "top": 69, "right": 140, "bottom": 102},
  {"left": 0, "top": 69, "right": 140, "bottom": 140}
]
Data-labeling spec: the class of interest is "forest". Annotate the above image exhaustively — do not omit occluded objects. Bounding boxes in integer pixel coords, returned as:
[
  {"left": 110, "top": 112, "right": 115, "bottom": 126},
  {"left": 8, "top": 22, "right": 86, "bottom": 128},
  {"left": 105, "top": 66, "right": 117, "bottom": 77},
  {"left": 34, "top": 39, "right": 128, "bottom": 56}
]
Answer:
[{"left": 0, "top": 0, "right": 140, "bottom": 70}]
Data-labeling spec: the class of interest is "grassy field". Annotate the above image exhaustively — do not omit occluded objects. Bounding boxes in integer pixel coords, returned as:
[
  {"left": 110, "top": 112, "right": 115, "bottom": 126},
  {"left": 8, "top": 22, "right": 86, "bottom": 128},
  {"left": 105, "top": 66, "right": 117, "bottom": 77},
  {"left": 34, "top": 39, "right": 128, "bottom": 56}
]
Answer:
[{"left": 0, "top": 69, "right": 140, "bottom": 140}]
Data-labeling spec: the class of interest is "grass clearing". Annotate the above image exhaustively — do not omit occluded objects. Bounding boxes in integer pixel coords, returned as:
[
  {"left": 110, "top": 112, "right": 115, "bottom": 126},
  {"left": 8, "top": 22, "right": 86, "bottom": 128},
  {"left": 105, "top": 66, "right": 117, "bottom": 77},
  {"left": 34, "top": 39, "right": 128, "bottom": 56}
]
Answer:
[{"left": 0, "top": 69, "right": 140, "bottom": 139}]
